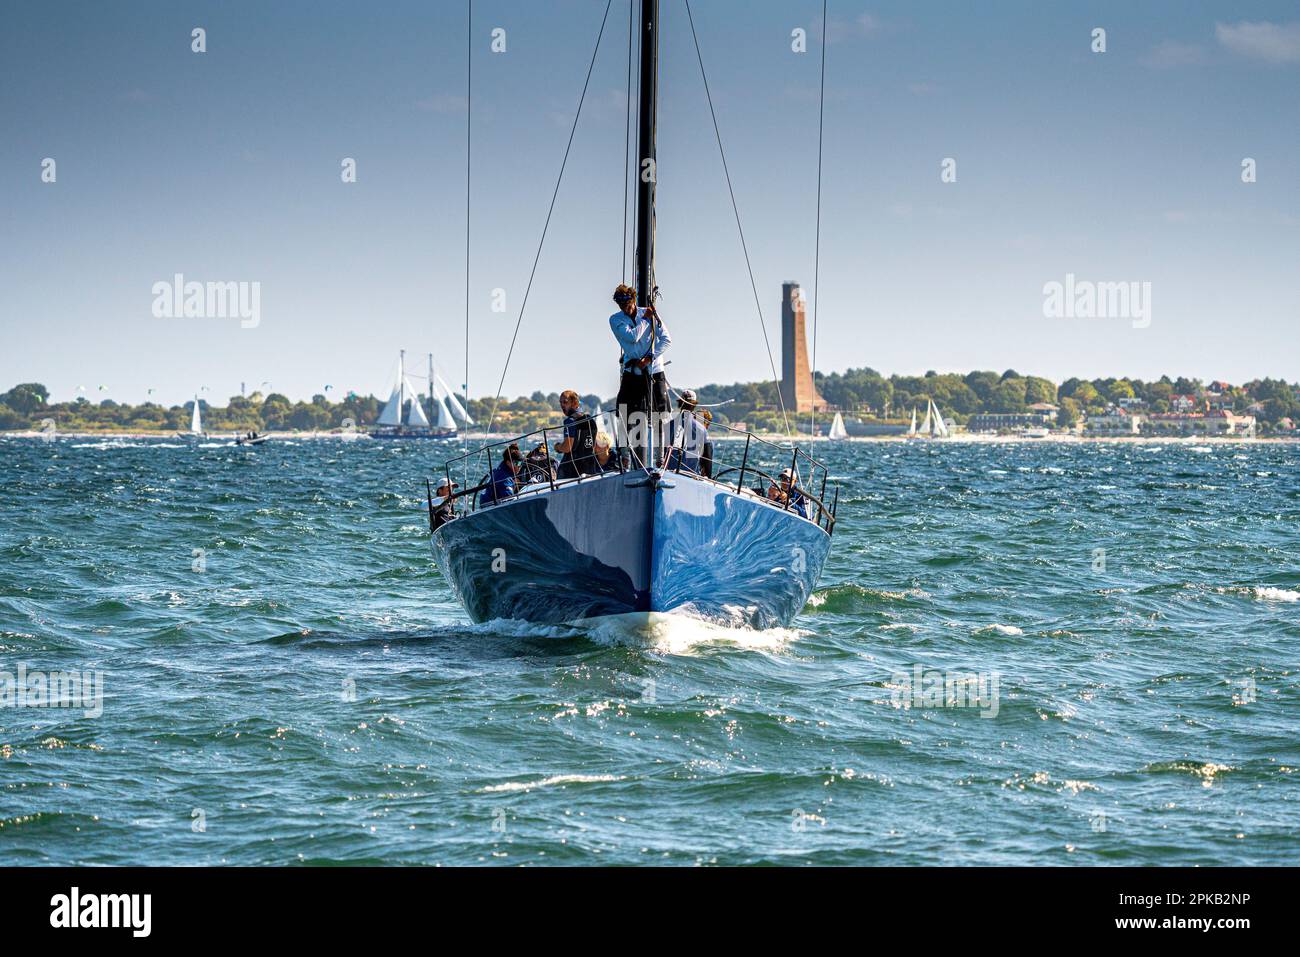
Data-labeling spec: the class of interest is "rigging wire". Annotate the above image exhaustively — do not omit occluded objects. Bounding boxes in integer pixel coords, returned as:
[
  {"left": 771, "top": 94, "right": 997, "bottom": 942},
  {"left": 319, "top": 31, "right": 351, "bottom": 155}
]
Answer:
[
  {"left": 682, "top": 0, "right": 792, "bottom": 440},
  {"left": 484, "top": 0, "right": 616, "bottom": 436},
  {"left": 810, "top": 0, "right": 827, "bottom": 439},
  {"left": 463, "top": 0, "right": 472, "bottom": 486}
]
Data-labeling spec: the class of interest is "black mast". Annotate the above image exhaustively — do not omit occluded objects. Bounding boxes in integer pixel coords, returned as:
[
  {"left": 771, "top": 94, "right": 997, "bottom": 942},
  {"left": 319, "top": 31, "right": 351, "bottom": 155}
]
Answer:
[{"left": 634, "top": 0, "right": 658, "bottom": 307}]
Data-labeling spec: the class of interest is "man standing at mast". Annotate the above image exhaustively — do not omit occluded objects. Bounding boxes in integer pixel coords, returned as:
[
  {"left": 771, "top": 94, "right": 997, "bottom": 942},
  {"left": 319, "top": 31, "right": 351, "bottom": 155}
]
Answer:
[
  {"left": 610, "top": 283, "right": 671, "bottom": 467},
  {"left": 611, "top": 0, "right": 667, "bottom": 469}
]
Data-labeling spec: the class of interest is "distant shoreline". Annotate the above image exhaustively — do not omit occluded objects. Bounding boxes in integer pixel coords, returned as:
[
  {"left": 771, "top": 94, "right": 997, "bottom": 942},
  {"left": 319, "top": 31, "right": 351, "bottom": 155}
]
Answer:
[{"left": 3, "top": 429, "right": 1296, "bottom": 445}]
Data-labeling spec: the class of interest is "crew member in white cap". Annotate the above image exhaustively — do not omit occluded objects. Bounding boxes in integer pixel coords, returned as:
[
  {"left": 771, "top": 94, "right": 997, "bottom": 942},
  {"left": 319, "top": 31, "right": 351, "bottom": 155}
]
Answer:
[
  {"left": 765, "top": 468, "right": 808, "bottom": 518},
  {"left": 431, "top": 477, "right": 460, "bottom": 530},
  {"left": 665, "top": 388, "right": 708, "bottom": 473}
]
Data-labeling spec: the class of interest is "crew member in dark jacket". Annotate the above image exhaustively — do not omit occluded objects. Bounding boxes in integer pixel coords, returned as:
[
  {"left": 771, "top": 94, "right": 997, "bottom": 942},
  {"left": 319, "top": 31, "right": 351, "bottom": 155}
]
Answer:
[
  {"left": 524, "top": 442, "right": 557, "bottom": 484},
  {"left": 479, "top": 444, "right": 524, "bottom": 507},
  {"left": 555, "top": 389, "right": 598, "bottom": 478}
]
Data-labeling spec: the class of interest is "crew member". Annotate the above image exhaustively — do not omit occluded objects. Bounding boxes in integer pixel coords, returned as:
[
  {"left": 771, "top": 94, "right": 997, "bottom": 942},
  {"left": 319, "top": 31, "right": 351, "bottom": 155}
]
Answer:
[
  {"left": 555, "top": 389, "right": 598, "bottom": 478},
  {"left": 524, "top": 442, "right": 556, "bottom": 484},
  {"left": 592, "top": 431, "right": 621, "bottom": 472},
  {"left": 699, "top": 409, "right": 715, "bottom": 478},
  {"left": 609, "top": 283, "right": 671, "bottom": 467},
  {"left": 664, "top": 389, "right": 707, "bottom": 473},
  {"left": 480, "top": 444, "right": 524, "bottom": 507},
  {"left": 777, "top": 468, "right": 808, "bottom": 519},
  {"left": 431, "top": 478, "right": 459, "bottom": 530}
]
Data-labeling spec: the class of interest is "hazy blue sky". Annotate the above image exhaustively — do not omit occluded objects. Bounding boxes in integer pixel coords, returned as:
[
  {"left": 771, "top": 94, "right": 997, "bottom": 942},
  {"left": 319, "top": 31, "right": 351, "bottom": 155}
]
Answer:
[{"left": 3, "top": 0, "right": 1297, "bottom": 406}]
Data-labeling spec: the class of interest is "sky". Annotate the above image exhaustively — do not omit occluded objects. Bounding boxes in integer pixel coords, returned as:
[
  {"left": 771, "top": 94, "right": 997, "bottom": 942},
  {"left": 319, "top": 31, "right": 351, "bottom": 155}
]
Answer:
[{"left": 2, "top": 0, "right": 1297, "bottom": 407}]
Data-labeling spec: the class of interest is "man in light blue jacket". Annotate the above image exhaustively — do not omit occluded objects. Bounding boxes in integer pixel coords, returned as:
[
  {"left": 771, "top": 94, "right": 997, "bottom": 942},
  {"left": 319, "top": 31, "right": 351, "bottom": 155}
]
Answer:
[{"left": 610, "top": 283, "right": 671, "bottom": 467}]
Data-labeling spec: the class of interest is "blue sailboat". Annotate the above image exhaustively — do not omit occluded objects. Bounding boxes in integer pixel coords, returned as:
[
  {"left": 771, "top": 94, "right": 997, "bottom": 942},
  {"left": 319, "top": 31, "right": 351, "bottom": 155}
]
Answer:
[{"left": 428, "top": 0, "right": 838, "bottom": 630}]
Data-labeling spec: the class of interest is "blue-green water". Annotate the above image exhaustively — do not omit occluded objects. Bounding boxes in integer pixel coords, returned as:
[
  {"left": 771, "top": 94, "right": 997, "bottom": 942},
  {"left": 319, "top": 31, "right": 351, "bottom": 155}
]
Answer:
[{"left": 1, "top": 436, "right": 1297, "bottom": 865}]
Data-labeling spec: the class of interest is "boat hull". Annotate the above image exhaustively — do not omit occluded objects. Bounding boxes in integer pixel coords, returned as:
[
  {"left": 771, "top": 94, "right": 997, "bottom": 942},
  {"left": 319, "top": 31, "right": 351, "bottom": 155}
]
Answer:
[
  {"left": 652, "top": 472, "right": 830, "bottom": 629},
  {"left": 431, "top": 470, "right": 830, "bottom": 629}
]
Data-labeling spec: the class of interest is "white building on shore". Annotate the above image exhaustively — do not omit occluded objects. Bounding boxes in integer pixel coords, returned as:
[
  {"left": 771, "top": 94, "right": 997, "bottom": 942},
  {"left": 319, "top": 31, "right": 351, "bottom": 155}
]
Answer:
[
  {"left": 1084, "top": 412, "right": 1141, "bottom": 436},
  {"left": 1085, "top": 407, "right": 1256, "bottom": 438},
  {"left": 1141, "top": 410, "right": 1256, "bottom": 438}
]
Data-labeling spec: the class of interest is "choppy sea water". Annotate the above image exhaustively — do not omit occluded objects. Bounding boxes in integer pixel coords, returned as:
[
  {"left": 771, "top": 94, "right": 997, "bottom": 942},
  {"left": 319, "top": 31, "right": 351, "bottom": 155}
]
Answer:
[{"left": 1, "top": 436, "right": 1297, "bottom": 866}]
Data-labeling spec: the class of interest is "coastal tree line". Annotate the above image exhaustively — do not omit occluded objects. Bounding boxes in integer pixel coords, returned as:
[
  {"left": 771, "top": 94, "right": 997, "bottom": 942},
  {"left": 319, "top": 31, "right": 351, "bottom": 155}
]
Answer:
[
  {"left": 3, "top": 373, "right": 1298, "bottom": 434},
  {"left": 702, "top": 370, "right": 1300, "bottom": 433},
  {"left": 0, "top": 383, "right": 605, "bottom": 436}
]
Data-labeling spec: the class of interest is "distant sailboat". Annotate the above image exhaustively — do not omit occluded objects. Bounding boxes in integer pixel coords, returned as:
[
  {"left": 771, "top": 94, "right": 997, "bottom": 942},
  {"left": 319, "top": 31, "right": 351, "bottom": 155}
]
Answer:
[
  {"left": 189, "top": 394, "right": 203, "bottom": 436},
  {"left": 429, "top": 355, "right": 474, "bottom": 434},
  {"left": 432, "top": 393, "right": 453, "bottom": 432},
  {"left": 405, "top": 377, "right": 432, "bottom": 429},
  {"left": 927, "top": 399, "right": 949, "bottom": 437},
  {"left": 910, "top": 399, "right": 948, "bottom": 438},
  {"left": 827, "top": 411, "right": 848, "bottom": 441},
  {"left": 372, "top": 350, "right": 465, "bottom": 439},
  {"left": 928, "top": 398, "right": 949, "bottom": 437}
]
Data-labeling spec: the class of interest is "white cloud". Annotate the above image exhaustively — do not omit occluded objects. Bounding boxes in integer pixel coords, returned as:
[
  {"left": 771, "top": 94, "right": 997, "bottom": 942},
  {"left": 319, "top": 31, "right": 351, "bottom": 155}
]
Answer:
[
  {"left": 1140, "top": 40, "right": 1205, "bottom": 69},
  {"left": 415, "top": 94, "right": 468, "bottom": 113},
  {"left": 824, "top": 12, "right": 884, "bottom": 45},
  {"left": 1215, "top": 20, "right": 1300, "bottom": 63},
  {"left": 857, "top": 14, "right": 881, "bottom": 35}
]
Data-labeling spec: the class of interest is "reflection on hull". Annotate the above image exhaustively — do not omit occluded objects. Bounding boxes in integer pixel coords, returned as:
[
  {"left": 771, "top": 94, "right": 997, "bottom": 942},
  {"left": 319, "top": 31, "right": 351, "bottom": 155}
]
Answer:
[
  {"left": 431, "top": 470, "right": 830, "bottom": 629},
  {"left": 653, "top": 472, "right": 830, "bottom": 630}
]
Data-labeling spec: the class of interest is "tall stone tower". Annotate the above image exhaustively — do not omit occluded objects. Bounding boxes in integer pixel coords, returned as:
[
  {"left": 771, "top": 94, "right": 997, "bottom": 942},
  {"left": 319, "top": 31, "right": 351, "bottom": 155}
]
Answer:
[{"left": 780, "top": 281, "right": 825, "bottom": 414}]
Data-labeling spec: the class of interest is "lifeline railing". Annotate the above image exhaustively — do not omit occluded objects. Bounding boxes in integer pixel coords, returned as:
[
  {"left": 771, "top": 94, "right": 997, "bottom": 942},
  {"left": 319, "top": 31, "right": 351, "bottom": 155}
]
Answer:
[{"left": 426, "top": 410, "right": 839, "bottom": 536}]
